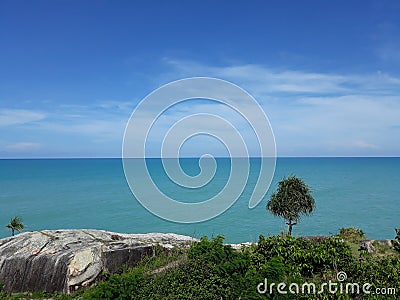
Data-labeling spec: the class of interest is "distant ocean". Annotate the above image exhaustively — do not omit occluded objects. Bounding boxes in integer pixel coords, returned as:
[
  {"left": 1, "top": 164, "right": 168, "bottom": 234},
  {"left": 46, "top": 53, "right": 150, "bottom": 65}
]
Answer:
[{"left": 0, "top": 158, "right": 399, "bottom": 243}]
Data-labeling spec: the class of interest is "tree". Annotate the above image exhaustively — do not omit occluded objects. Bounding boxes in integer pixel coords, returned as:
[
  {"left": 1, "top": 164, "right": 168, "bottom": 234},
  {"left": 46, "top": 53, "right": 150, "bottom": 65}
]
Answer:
[
  {"left": 267, "top": 175, "right": 315, "bottom": 236},
  {"left": 6, "top": 216, "right": 25, "bottom": 236}
]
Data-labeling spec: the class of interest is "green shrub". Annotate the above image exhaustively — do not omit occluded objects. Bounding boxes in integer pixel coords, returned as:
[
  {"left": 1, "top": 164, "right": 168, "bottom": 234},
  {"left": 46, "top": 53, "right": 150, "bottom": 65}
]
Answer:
[
  {"left": 72, "top": 233, "right": 398, "bottom": 300},
  {"left": 394, "top": 228, "right": 400, "bottom": 253},
  {"left": 255, "top": 235, "right": 354, "bottom": 278},
  {"left": 81, "top": 267, "right": 148, "bottom": 300},
  {"left": 188, "top": 236, "right": 249, "bottom": 277},
  {"left": 338, "top": 227, "right": 365, "bottom": 242}
]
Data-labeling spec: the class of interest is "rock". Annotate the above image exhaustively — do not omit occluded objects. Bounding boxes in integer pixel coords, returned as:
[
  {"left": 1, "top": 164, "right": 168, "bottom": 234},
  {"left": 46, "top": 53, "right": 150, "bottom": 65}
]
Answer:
[
  {"left": 359, "top": 240, "right": 375, "bottom": 253},
  {"left": 358, "top": 239, "right": 395, "bottom": 253},
  {"left": 375, "top": 239, "right": 393, "bottom": 247},
  {"left": 229, "top": 242, "right": 254, "bottom": 250},
  {"left": 0, "top": 229, "right": 196, "bottom": 294}
]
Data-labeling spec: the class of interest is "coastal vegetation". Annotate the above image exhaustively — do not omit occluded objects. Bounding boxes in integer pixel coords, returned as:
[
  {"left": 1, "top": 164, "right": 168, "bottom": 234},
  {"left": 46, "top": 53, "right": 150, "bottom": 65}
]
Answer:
[
  {"left": 5, "top": 216, "right": 24, "bottom": 236},
  {"left": 394, "top": 229, "right": 400, "bottom": 253},
  {"left": 267, "top": 175, "right": 315, "bottom": 236},
  {"left": 0, "top": 228, "right": 398, "bottom": 300}
]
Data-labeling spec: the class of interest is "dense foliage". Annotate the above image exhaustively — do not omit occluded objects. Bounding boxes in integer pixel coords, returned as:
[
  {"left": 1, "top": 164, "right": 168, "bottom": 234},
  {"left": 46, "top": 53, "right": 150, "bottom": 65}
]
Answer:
[
  {"left": 1, "top": 231, "right": 399, "bottom": 299},
  {"left": 395, "top": 229, "right": 400, "bottom": 253},
  {"left": 73, "top": 235, "right": 400, "bottom": 299}
]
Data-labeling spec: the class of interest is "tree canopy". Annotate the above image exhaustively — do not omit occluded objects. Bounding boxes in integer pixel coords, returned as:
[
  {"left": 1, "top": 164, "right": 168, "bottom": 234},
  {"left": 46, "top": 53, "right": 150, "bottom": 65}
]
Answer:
[
  {"left": 267, "top": 175, "right": 315, "bottom": 236},
  {"left": 6, "top": 216, "right": 25, "bottom": 236}
]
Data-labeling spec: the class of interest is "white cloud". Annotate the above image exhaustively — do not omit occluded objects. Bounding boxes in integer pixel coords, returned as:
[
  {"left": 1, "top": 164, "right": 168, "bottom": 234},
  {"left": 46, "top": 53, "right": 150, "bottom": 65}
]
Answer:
[
  {"left": 354, "top": 141, "right": 380, "bottom": 150},
  {"left": 22, "top": 102, "right": 132, "bottom": 140},
  {"left": 164, "top": 59, "right": 400, "bottom": 96},
  {"left": 0, "top": 109, "right": 46, "bottom": 127},
  {"left": 4, "top": 142, "right": 41, "bottom": 152},
  {"left": 96, "top": 100, "right": 135, "bottom": 111},
  {"left": 160, "top": 59, "right": 400, "bottom": 156},
  {"left": 1, "top": 60, "right": 399, "bottom": 157}
]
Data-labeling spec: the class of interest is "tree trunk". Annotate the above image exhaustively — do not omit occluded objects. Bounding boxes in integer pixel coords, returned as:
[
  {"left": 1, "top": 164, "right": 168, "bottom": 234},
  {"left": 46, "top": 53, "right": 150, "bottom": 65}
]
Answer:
[
  {"left": 287, "top": 219, "right": 297, "bottom": 236},
  {"left": 11, "top": 229, "right": 15, "bottom": 236}
]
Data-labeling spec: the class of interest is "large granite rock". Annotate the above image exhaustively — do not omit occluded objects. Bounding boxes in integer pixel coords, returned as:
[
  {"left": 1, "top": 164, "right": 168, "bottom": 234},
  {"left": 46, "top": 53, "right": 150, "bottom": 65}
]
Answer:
[{"left": 0, "top": 229, "right": 196, "bottom": 294}]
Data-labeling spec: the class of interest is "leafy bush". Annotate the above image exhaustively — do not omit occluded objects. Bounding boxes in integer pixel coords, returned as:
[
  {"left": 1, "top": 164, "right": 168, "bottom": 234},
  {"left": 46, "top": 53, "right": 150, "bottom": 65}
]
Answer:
[
  {"left": 81, "top": 267, "right": 148, "bottom": 300},
  {"left": 394, "top": 228, "right": 400, "bottom": 253},
  {"left": 188, "top": 236, "right": 249, "bottom": 277},
  {"left": 338, "top": 227, "right": 365, "bottom": 242},
  {"left": 255, "top": 235, "right": 354, "bottom": 278}
]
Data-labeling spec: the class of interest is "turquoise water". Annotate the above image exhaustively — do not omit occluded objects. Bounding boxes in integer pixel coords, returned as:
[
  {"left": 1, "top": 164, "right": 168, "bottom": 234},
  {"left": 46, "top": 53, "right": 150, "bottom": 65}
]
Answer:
[{"left": 0, "top": 158, "right": 399, "bottom": 243}]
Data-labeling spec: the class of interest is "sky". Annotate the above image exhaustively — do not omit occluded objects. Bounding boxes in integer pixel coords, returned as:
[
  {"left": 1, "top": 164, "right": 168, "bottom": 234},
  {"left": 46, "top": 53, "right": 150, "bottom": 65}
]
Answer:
[{"left": 1, "top": 0, "right": 400, "bottom": 158}]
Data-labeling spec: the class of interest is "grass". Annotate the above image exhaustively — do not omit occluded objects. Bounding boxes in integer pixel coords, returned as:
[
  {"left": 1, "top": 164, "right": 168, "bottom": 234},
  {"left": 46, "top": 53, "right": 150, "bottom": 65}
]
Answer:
[
  {"left": 337, "top": 227, "right": 399, "bottom": 259},
  {"left": 372, "top": 241, "right": 398, "bottom": 257}
]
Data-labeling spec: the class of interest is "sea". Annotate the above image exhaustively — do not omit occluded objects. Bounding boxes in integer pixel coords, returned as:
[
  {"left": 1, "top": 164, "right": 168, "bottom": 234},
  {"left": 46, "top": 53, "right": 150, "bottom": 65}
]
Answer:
[{"left": 0, "top": 157, "right": 399, "bottom": 243}]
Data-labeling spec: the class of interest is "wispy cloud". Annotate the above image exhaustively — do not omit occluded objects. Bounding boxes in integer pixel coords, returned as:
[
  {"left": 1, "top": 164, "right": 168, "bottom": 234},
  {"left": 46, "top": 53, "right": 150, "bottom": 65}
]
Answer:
[
  {"left": 0, "top": 109, "right": 46, "bottom": 127},
  {"left": 354, "top": 140, "right": 380, "bottom": 150},
  {"left": 1, "top": 60, "right": 399, "bottom": 157},
  {"left": 34, "top": 105, "right": 130, "bottom": 144},
  {"left": 159, "top": 59, "right": 400, "bottom": 156},
  {"left": 4, "top": 142, "right": 41, "bottom": 152},
  {"left": 164, "top": 59, "right": 400, "bottom": 96},
  {"left": 96, "top": 100, "right": 135, "bottom": 112},
  {"left": 0, "top": 101, "right": 132, "bottom": 157}
]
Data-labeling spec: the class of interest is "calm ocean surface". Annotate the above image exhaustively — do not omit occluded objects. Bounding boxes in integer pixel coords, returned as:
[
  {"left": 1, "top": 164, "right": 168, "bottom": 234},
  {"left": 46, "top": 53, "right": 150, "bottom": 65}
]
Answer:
[{"left": 0, "top": 158, "right": 399, "bottom": 243}]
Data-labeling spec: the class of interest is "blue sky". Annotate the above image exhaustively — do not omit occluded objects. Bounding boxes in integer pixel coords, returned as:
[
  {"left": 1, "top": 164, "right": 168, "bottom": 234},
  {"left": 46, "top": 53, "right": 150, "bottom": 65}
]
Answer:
[{"left": 1, "top": 0, "right": 399, "bottom": 157}]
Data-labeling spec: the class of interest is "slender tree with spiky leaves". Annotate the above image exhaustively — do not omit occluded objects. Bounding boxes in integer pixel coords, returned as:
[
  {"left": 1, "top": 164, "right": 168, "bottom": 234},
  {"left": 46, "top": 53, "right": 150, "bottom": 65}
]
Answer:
[
  {"left": 267, "top": 175, "right": 315, "bottom": 236},
  {"left": 6, "top": 216, "right": 25, "bottom": 236}
]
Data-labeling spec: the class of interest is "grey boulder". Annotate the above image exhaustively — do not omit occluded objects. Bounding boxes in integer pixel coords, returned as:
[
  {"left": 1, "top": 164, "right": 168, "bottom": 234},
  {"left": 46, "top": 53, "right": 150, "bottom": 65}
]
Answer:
[{"left": 0, "top": 229, "right": 196, "bottom": 294}]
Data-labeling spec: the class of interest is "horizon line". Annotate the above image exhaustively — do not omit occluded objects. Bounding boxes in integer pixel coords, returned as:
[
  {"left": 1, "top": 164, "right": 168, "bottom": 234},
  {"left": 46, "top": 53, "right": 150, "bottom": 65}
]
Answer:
[{"left": 0, "top": 155, "right": 399, "bottom": 160}]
